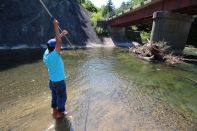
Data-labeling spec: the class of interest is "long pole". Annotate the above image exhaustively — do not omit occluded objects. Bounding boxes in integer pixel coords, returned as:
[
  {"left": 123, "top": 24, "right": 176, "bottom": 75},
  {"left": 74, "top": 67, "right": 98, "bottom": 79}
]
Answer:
[{"left": 39, "top": 0, "right": 75, "bottom": 49}]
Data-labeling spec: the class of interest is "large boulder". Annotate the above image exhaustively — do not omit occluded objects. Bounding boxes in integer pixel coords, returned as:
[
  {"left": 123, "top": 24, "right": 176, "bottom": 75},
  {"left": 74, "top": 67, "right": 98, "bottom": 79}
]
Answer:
[{"left": 0, "top": 0, "right": 101, "bottom": 48}]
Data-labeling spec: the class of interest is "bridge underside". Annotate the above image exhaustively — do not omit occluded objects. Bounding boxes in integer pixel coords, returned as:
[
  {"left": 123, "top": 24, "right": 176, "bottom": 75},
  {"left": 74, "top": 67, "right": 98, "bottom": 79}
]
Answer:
[{"left": 108, "top": 0, "right": 197, "bottom": 27}]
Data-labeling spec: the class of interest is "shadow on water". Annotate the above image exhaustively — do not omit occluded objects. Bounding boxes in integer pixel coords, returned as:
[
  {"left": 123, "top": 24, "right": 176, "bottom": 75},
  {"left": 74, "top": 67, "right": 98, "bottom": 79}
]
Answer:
[
  {"left": 0, "top": 49, "right": 44, "bottom": 71},
  {"left": 55, "top": 117, "right": 74, "bottom": 131}
]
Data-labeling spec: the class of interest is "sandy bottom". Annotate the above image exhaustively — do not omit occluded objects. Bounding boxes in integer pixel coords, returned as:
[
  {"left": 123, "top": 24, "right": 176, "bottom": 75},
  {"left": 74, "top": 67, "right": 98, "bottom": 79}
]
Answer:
[{"left": 0, "top": 48, "right": 196, "bottom": 131}]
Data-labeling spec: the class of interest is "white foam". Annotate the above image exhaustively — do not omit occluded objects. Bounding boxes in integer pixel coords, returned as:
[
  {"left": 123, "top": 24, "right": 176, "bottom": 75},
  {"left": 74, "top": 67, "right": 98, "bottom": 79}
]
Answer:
[{"left": 86, "top": 42, "right": 115, "bottom": 48}]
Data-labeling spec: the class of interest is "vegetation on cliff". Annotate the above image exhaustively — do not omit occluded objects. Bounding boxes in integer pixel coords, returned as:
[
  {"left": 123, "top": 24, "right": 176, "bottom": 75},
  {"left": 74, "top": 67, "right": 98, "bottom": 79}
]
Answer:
[
  {"left": 76, "top": 0, "right": 150, "bottom": 37},
  {"left": 0, "top": 0, "right": 101, "bottom": 47},
  {"left": 76, "top": 0, "right": 111, "bottom": 35}
]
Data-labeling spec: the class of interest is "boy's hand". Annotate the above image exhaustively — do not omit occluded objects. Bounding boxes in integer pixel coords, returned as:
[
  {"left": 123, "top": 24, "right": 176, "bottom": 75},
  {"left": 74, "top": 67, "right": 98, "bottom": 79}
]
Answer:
[
  {"left": 53, "top": 19, "right": 59, "bottom": 26},
  {"left": 61, "top": 30, "right": 68, "bottom": 37}
]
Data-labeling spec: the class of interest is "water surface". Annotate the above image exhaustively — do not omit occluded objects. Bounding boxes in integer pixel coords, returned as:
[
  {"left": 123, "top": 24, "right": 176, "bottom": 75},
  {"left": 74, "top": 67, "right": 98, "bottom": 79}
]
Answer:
[{"left": 0, "top": 48, "right": 196, "bottom": 130}]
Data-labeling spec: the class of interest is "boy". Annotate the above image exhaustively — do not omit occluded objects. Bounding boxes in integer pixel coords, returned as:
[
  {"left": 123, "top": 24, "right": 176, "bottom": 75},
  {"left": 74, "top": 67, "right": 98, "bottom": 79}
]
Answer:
[{"left": 43, "top": 19, "right": 68, "bottom": 119}]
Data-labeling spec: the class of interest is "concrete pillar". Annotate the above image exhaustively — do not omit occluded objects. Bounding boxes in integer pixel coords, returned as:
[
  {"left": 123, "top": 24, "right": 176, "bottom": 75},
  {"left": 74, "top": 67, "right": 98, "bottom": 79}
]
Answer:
[
  {"left": 150, "top": 11, "right": 193, "bottom": 53},
  {"left": 108, "top": 26, "right": 126, "bottom": 42},
  {"left": 125, "top": 27, "right": 142, "bottom": 44}
]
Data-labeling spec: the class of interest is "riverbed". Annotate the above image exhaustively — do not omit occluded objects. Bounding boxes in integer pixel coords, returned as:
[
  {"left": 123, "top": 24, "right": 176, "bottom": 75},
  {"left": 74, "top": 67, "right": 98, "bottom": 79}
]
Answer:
[{"left": 0, "top": 48, "right": 196, "bottom": 130}]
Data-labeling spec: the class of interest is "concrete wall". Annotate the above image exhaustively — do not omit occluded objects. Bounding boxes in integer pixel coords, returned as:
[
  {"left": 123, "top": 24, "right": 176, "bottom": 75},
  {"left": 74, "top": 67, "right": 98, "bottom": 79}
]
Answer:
[
  {"left": 108, "top": 26, "right": 142, "bottom": 43},
  {"left": 125, "top": 27, "right": 142, "bottom": 44},
  {"left": 108, "top": 26, "right": 126, "bottom": 42},
  {"left": 151, "top": 11, "right": 193, "bottom": 53}
]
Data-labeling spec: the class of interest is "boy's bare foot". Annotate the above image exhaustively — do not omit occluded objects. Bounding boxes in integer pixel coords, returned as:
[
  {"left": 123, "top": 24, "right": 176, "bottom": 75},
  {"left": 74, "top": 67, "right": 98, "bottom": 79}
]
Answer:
[
  {"left": 55, "top": 111, "right": 64, "bottom": 119},
  {"left": 51, "top": 108, "right": 58, "bottom": 118}
]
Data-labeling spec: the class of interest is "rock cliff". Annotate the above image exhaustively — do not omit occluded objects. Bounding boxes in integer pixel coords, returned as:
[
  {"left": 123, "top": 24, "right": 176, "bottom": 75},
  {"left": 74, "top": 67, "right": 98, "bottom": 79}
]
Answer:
[{"left": 0, "top": 0, "right": 101, "bottom": 48}]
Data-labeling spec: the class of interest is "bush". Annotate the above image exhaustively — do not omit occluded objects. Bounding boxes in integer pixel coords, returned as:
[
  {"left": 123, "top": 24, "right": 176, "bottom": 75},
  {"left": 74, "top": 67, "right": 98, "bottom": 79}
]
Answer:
[
  {"left": 91, "top": 11, "right": 104, "bottom": 27},
  {"left": 140, "top": 31, "right": 151, "bottom": 43},
  {"left": 91, "top": 11, "right": 108, "bottom": 35},
  {"left": 77, "top": 1, "right": 108, "bottom": 35},
  {"left": 132, "top": 24, "right": 151, "bottom": 43}
]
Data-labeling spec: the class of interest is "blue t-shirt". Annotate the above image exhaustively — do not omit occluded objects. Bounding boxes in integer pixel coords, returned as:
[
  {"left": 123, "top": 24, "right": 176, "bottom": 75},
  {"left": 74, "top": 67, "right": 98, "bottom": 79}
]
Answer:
[{"left": 43, "top": 49, "right": 66, "bottom": 82}]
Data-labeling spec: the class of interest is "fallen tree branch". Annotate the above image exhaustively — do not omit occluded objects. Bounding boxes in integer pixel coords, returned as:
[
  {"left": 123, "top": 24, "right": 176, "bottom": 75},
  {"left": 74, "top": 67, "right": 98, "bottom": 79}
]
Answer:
[
  {"left": 179, "top": 58, "right": 197, "bottom": 62},
  {"left": 130, "top": 42, "right": 185, "bottom": 64}
]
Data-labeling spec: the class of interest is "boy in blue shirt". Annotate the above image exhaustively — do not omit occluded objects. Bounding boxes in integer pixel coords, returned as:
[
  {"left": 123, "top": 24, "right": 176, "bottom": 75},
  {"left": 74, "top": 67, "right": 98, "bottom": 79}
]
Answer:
[{"left": 43, "top": 19, "right": 68, "bottom": 119}]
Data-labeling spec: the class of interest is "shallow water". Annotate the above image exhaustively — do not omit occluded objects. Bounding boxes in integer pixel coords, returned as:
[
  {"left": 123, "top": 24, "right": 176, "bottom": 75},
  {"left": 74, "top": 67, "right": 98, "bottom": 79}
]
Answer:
[{"left": 0, "top": 48, "right": 196, "bottom": 130}]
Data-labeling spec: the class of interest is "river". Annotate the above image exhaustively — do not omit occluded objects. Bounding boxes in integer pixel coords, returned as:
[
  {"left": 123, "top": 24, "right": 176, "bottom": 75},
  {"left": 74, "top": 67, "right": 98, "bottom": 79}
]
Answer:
[{"left": 0, "top": 47, "right": 196, "bottom": 131}]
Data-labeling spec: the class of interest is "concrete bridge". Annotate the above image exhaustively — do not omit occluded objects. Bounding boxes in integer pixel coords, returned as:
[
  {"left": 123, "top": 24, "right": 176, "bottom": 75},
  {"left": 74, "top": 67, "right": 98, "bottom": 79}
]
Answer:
[{"left": 107, "top": 0, "right": 197, "bottom": 52}]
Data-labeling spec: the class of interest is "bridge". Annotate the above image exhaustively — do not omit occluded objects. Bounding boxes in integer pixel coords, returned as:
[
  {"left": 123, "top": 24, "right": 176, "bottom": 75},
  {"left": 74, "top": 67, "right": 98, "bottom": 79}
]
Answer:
[
  {"left": 108, "top": 0, "right": 197, "bottom": 26},
  {"left": 107, "top": 0, "right": 197, "bottom": 52}
]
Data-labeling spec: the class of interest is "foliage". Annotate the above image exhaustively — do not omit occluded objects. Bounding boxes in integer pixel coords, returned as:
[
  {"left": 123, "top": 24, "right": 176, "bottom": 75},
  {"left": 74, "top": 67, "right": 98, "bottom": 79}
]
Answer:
[
  {"left": 77, "top": 0, "right": 149, "bottom": 36},
  {"left": 136, "top": 24, "right": 152, "bottom": 32},
  {"left": 81, "top": 0, "right": 97, "bottom": 12},
  {"left": 76, "top": 0, "right": 86, "bottom": 4},
  {"left": 131, "top": 23, "right": 151, "bottom": 43},
  {"left": 100, "top": 5, "right": 109, "bottom": 17},
  {"left": 140, "top": 31, "right": 151, "bottom": 43},
  {"left": 136, "top": 24, "right": 152, "bottom": 42},
  {"left": 91, "top": 7, "right": 108, "bottom": 35},
  {"left": 113, "top": 0, "right": 151, "bottom": 42},
  {"left": 131, "top": 0, "right": 145, "bottom": 7},
  {"left": 104, "top": 0, "right": 115, "bottom": 17},
  {"left": 107, "top": 0, "right": 115, "bottom": 13},
  {"left": 91, "top": 11, "right": 104, "bottom": 27},
  {"left": 114, "top": 0, "right": 146, "bottom": 15},
  {"left": 75, "top": 0, "right": 109, "bottom": 35},
  {"left": 115, "top": 1, "right": 131, "bottom": 14}
]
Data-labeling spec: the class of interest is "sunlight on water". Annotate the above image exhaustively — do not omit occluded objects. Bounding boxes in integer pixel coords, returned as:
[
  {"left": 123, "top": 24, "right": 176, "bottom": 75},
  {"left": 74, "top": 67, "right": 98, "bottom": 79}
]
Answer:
[{"left": 0, "top": 48, "right": 196, "bottom": 130}]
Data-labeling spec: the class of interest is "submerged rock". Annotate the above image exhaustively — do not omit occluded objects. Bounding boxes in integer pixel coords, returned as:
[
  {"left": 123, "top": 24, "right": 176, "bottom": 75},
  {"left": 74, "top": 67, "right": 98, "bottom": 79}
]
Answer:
[{"left": 0, "top": 0, "right": 101, "bottom": 48}]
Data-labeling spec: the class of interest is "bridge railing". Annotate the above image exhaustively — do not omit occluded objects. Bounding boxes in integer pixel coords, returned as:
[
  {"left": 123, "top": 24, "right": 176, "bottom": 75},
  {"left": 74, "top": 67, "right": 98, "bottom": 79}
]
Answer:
[{"left": 107, "top": 0, "right": 154, "bottom": 20}]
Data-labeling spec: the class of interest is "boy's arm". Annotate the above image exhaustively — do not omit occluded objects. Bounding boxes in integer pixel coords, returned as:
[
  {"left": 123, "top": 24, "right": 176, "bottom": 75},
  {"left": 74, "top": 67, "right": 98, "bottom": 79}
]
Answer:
[
  {"left": 53, "top": 19, "right": 62, "bottom": 53},
  {"left": 53, "top": 19, "right": 68, "bottom": 53}
]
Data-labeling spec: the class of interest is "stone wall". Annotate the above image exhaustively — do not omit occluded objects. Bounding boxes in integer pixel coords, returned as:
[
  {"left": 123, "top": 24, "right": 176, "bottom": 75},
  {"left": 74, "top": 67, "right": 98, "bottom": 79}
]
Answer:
[{"left": 0, "top": 0, "right": 100, "bottom": 48}]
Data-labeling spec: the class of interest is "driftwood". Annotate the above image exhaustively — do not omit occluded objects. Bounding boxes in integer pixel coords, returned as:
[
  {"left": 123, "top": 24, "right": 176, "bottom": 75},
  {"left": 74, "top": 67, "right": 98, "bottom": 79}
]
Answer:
[
  {"left": 180, "top": 58, "right": 197, "bottom": 62},
  {"left": 180, "top": 54, "right": 197, "bottom": 63},
  {"left": 149, "top": 44, "right": 165, "bottom": 61},
  {"left": 130, "top": 41, "right": 197, "bottom": 64},
  {"left": 130, "top": 42, "right": 181, "bottom": 64}
]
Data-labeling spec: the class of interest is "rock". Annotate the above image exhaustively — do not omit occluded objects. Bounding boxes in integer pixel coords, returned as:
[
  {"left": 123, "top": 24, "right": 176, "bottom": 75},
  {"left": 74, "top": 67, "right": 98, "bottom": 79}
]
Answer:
[{"left": 0, "top": 0, "right": 101, "bottom": 48}]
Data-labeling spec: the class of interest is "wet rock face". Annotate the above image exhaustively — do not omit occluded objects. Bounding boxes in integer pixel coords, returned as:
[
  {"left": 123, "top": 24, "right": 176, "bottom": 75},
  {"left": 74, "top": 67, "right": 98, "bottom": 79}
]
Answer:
[{"left": 0, "top": 0, "right": 100, "bottom": 47}]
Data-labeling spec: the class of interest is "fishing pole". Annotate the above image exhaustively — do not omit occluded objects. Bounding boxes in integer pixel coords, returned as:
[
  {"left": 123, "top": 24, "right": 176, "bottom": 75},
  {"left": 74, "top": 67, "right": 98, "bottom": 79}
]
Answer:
[{"left": 39, "top": 0, "right": 78, "bottom": 54}]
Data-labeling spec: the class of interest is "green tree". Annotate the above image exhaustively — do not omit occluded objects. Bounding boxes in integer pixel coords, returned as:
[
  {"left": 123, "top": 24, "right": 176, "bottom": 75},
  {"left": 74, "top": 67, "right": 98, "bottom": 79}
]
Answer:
[
  {"left": 100, "top": 5, "right": 109, "bottom": 17},
  {"left": 107, "top": 0, "right": 115, "bottom": 13},
  {"left": 115, "top": 1, "right": 131, "bottom": 14},
  {"left": 82, "top": 0, "right": 97, "bottom": 12}
]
